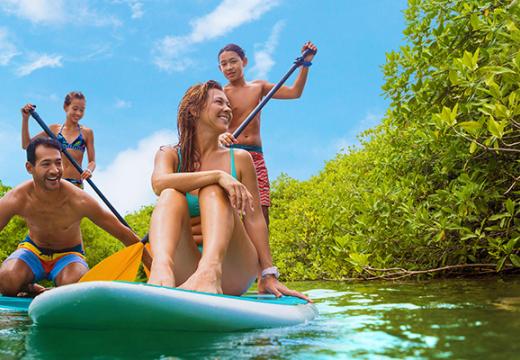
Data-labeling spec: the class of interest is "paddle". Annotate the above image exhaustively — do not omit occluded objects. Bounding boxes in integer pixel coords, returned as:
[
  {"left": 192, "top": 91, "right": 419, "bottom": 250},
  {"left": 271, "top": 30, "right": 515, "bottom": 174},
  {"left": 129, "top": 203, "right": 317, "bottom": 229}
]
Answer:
[
  {"left": 29, "top": 109, "right": 147, "bottom": 282},
  {"left": 29, "top": 110, "right": 130, "bottom": 228},
  {"left": 76, "top": 47, "right": 315, "bottom": 282},
  {"left": 232, "top": 47, "right": 316, "bottom": 138}
]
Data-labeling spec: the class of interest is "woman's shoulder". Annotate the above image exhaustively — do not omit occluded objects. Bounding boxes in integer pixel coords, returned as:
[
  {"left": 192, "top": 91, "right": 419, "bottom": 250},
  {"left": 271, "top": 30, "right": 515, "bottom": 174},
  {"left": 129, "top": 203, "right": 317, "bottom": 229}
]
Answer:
[
  {"left": 231, "top": 148, "right": 253, "bottom": 166},
  {"left": 231, "top": 147, "right": 252, "bottom": 158},
  {"left": 156, "top": 144, "right": 179, "bottom": 160},
  {"left": 159, "top": 144, "right": 178, "bottom": 153}
]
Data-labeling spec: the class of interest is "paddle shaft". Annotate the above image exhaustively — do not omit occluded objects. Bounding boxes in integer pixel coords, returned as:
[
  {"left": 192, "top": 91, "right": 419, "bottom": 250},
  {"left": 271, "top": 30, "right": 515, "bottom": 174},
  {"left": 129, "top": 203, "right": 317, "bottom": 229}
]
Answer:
[
  {"left": 29, "top": 110, "right": 131, "bottom": 229},
  {"left": 232, "top": 48, "right": 315, "bottom": 138}
]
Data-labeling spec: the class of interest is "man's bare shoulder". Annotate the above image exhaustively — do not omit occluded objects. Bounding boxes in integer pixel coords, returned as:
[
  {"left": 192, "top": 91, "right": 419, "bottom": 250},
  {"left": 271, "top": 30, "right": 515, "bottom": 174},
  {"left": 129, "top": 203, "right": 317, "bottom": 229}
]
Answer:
[
  {"left": 0, "top": 181, "right": 33, "bottom": 214},
  {"left": 60, "top": 180, "right": 95, "bottom": 208},
  {"left": 2, "top": 181, "right": 32, "bottom": 201}
]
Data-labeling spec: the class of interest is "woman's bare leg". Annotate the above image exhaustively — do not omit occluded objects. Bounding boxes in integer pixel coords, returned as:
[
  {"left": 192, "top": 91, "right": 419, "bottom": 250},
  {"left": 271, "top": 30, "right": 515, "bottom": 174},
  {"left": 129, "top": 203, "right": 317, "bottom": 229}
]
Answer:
[
  {"left": 148, "top": 189, "right": 200, "bottom": 287},
  {"left": 180, "top": 185, "right": 258, "bottom": 295}
]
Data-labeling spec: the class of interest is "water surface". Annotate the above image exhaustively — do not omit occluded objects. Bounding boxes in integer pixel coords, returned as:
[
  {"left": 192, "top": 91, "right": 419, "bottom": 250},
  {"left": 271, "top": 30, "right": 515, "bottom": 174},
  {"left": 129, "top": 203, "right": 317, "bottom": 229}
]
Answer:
[{"left": 1, "top": 276, "right": 519, "bottom": 359}]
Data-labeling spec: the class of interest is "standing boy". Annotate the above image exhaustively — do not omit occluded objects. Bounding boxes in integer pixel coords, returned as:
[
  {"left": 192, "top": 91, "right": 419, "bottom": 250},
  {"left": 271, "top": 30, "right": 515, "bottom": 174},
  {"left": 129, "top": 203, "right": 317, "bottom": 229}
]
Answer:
[{"left": 218, "top": 41, "right": 317, "bottom": 226}]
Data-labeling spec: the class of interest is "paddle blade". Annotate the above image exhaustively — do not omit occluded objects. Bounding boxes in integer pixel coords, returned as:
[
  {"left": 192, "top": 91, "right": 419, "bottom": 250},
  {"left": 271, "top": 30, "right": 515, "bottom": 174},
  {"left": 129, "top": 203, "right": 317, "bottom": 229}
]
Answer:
[{"left": 80, "top": 242, "right": 144, "bottom": 282}]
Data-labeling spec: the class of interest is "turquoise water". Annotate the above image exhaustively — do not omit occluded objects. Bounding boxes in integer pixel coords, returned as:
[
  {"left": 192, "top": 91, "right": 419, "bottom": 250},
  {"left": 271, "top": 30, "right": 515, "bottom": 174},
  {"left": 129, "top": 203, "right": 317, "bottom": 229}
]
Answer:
[{"left": 1, "top": 276, "right": 519, "bottom": 359}]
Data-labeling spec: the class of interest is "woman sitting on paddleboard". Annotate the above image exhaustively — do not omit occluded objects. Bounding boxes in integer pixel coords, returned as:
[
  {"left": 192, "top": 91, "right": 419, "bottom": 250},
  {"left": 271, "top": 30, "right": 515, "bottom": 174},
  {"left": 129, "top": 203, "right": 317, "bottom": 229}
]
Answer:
[
  {"left": 148, "top": 80, "right": 308, "bottom": 300},
  {"left": 21, "top": 91, "right": 95, "bottom": 188}
]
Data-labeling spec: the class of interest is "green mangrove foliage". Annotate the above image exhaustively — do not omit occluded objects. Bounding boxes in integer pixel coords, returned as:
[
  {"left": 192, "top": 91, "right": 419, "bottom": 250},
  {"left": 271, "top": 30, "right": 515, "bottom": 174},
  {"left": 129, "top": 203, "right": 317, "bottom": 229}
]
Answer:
[
  {"left": 1, "top": 0, "right": 518, "bottom": 282},
  {"left": 269, "top": 0, "right": 520, "bottom": 280}
]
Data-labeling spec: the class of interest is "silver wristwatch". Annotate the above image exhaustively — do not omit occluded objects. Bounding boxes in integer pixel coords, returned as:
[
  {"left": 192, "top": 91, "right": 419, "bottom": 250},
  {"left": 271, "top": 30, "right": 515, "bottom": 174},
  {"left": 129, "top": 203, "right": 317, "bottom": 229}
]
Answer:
[{"left": 261, "top": 266, "right": 279, "bottom": 279}]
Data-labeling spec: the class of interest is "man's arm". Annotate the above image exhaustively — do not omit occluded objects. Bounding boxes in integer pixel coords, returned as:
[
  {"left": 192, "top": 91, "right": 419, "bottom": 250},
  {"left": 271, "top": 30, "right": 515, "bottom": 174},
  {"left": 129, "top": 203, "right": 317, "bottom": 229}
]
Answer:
[
  {"left": 0, "top": 190, "right": 20, "bottom": 232},
  {"left": 80, "top": 193, "right": 152, "bottom": 269},
  {"left": 81, "top": 195, "right": 140, "bottom": 247},
  {"left": 259, "top": 41, "right": 317, "bottom": 99}
]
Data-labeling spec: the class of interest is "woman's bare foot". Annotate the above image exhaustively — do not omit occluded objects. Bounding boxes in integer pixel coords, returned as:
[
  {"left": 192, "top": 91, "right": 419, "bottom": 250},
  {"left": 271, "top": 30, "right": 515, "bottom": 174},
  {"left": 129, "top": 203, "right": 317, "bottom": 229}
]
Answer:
[
  {"left": 179, "top": 267, "right": 222, "bottom": 294},
  {"left": 147, "top": 261, "right": 175, "bottom": 287}
]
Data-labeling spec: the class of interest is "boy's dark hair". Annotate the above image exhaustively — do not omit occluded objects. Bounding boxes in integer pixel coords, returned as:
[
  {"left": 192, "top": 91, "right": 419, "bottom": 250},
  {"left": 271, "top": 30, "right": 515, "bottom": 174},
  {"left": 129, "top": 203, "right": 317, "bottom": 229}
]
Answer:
[
  {"left": 27, "top": 137, "right": 61, "bottom": 165},
  {"left": 218, "top": 44, "right": 246, "bottom": 60}
]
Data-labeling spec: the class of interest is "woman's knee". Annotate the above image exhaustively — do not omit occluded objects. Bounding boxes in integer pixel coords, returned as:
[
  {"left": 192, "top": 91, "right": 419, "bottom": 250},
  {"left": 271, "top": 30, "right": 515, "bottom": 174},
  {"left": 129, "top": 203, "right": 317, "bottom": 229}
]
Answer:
[
  {"left": 155, "top": 188, "right": 189, "bottom": 213},
  {"left": 199, "top": 184, "right": 226, "bottom": 201}
]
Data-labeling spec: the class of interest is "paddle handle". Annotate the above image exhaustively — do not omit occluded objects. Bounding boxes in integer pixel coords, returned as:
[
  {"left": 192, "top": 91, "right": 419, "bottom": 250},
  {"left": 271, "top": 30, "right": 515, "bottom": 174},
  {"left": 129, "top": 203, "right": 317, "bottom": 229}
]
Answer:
[
  {"left": 232, "top": 48, "right": 316, "bottom": 138},
  {"left": 29, "top": 110, "right": 131, "bottom": 229}
]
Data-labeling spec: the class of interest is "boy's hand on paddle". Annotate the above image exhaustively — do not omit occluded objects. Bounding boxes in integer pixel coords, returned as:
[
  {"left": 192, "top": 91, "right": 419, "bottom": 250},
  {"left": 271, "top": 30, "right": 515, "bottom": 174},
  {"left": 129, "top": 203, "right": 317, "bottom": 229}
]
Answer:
[
  {"left": 21, "top": 103, "right": 36, "bottom": 121},
  {"left": 258, "top": 276, "right": 312, "bottom": 303},
  {"left": 218, "top": 132, "right": 237, "bottom": 147},
  {"left": 302, "top": 41, "right": 318, "bottom": 62},
  {"left": 218, "top": 172, "right": 254, "bottom": 215}
]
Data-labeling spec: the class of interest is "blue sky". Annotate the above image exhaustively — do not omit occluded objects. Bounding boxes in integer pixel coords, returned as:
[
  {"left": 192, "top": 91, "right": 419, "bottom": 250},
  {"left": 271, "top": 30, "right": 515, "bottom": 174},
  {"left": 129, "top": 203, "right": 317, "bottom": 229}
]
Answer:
[{"left": 0, "top": 0, "right": 407, "bottom": 213}]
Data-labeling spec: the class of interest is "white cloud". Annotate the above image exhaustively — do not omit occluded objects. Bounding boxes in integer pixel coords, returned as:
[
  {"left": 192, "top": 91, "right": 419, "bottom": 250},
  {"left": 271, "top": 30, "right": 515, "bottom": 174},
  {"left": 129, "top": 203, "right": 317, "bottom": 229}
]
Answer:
[
  {"left": 0, "top": 28, "right": 20, "bottom": 65},
  {"left": 16, "top": 53, "right": 62, "bottom": 76},
  {"left": 0, "top": 0, "right": 65, "bottom": 24},
  {"left": 0, "top": 0, "right": 121, "bottom": 27},
  {"left": 130, "top": 1, "right": 143, "bottom": 19},
  {"left": 115, "top": 99, "right": 132, "bottom": 109},
  {"left": 249, "top": 20, "right": 284, "bottom": 78},
  {"left": 153, "top": 0, "right": 279, "bottom": 72},
  {"left": 85, "top": 130, "right": 177, "bottom": 215}
]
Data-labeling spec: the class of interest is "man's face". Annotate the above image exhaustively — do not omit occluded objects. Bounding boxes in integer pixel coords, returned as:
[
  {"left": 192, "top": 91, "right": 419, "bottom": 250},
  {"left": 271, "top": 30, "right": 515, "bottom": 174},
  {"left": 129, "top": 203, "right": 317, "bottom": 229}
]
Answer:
[
  {"left": 26, "top": 145, "right": 63, "bottom": 191},
  {"left": 219, "top": 51, "right": 246, "bottom": 81}
]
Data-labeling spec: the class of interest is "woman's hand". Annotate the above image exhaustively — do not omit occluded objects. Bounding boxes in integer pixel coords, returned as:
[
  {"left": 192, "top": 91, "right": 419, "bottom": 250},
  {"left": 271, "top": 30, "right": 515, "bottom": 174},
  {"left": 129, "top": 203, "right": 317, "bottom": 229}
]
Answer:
[
  {"left": 218, "top": 132, "right": 237, "bottom": 147},
  {"left": 217, "top": 171, "right": 253, "bottom": 215},
  {"left": 258, "top": 275, "right": 312, "bottom": 302}
]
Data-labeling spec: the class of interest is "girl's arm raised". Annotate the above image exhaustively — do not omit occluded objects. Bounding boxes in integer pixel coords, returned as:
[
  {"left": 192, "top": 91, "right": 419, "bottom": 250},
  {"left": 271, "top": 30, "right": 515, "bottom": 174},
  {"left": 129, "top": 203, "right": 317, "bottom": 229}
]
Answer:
[{"left": 20, "top": 104, "right": 47, "bottom": 149}]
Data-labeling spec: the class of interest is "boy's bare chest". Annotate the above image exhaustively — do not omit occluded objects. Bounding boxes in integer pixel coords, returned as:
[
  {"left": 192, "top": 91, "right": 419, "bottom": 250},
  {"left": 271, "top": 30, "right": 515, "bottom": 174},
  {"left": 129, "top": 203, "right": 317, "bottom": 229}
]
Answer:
[{"left": 225, "top": 86, "right": 263, "bottom": 119}]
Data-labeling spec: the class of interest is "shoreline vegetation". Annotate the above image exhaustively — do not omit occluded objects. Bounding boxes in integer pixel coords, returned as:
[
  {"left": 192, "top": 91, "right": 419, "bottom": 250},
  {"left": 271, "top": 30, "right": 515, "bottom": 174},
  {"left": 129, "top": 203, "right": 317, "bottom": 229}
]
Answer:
[{"left": 1, "top": 0, "right": 519, "bottom": 281}]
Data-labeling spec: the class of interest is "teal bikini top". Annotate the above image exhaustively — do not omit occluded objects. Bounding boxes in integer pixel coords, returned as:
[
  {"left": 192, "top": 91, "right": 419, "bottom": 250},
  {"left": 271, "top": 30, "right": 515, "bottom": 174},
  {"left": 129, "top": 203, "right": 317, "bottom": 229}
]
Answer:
[{"left": 177, "top": 148, "right": 237, "bottom": 217}]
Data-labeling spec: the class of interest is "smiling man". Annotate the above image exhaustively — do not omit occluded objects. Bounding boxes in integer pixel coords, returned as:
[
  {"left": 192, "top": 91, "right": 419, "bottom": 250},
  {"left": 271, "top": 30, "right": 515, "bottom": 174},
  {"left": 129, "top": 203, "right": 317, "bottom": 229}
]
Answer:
[{"left": 0, "top": 137, "right": 141, "bottom": 296}]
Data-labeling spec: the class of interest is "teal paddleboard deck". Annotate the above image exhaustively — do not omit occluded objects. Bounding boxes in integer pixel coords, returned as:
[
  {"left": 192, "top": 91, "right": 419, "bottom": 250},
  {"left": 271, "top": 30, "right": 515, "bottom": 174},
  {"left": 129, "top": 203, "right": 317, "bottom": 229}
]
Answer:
[
  {"left": 0, "top": 296, "right": 32, "bottom": 312},
  {"left": 29, "top": 281, "right": 317, "bottom": 331}
]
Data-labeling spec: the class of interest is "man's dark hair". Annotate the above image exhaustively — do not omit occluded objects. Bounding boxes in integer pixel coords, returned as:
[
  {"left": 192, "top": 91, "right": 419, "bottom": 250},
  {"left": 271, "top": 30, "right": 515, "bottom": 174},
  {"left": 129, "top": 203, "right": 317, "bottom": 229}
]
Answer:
[
  {"left": 218, "top": 44, "right": 246, "bottom": 60},
  {"left": 26, "top": 137, "right": 61, "bottom": 165}
]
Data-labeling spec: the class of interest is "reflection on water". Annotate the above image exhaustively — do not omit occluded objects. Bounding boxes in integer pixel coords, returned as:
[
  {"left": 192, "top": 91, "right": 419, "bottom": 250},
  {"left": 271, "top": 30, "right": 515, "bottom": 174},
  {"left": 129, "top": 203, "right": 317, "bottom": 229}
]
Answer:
[{"left": 1, "top": 277, "right": 519, "bottom": 359}]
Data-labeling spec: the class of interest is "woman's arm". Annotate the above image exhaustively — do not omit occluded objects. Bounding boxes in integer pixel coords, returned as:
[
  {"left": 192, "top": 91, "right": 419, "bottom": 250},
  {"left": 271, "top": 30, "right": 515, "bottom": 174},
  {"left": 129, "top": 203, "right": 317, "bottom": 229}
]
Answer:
[
  {"left": 236, "top": 150, "right": 272, "bottom": 268},
  {"left": 237, "top": 150, "right": 310, "bottom": 301},
  {"left": 151, "top": 146, "right": 224, "bottom": 196}
]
